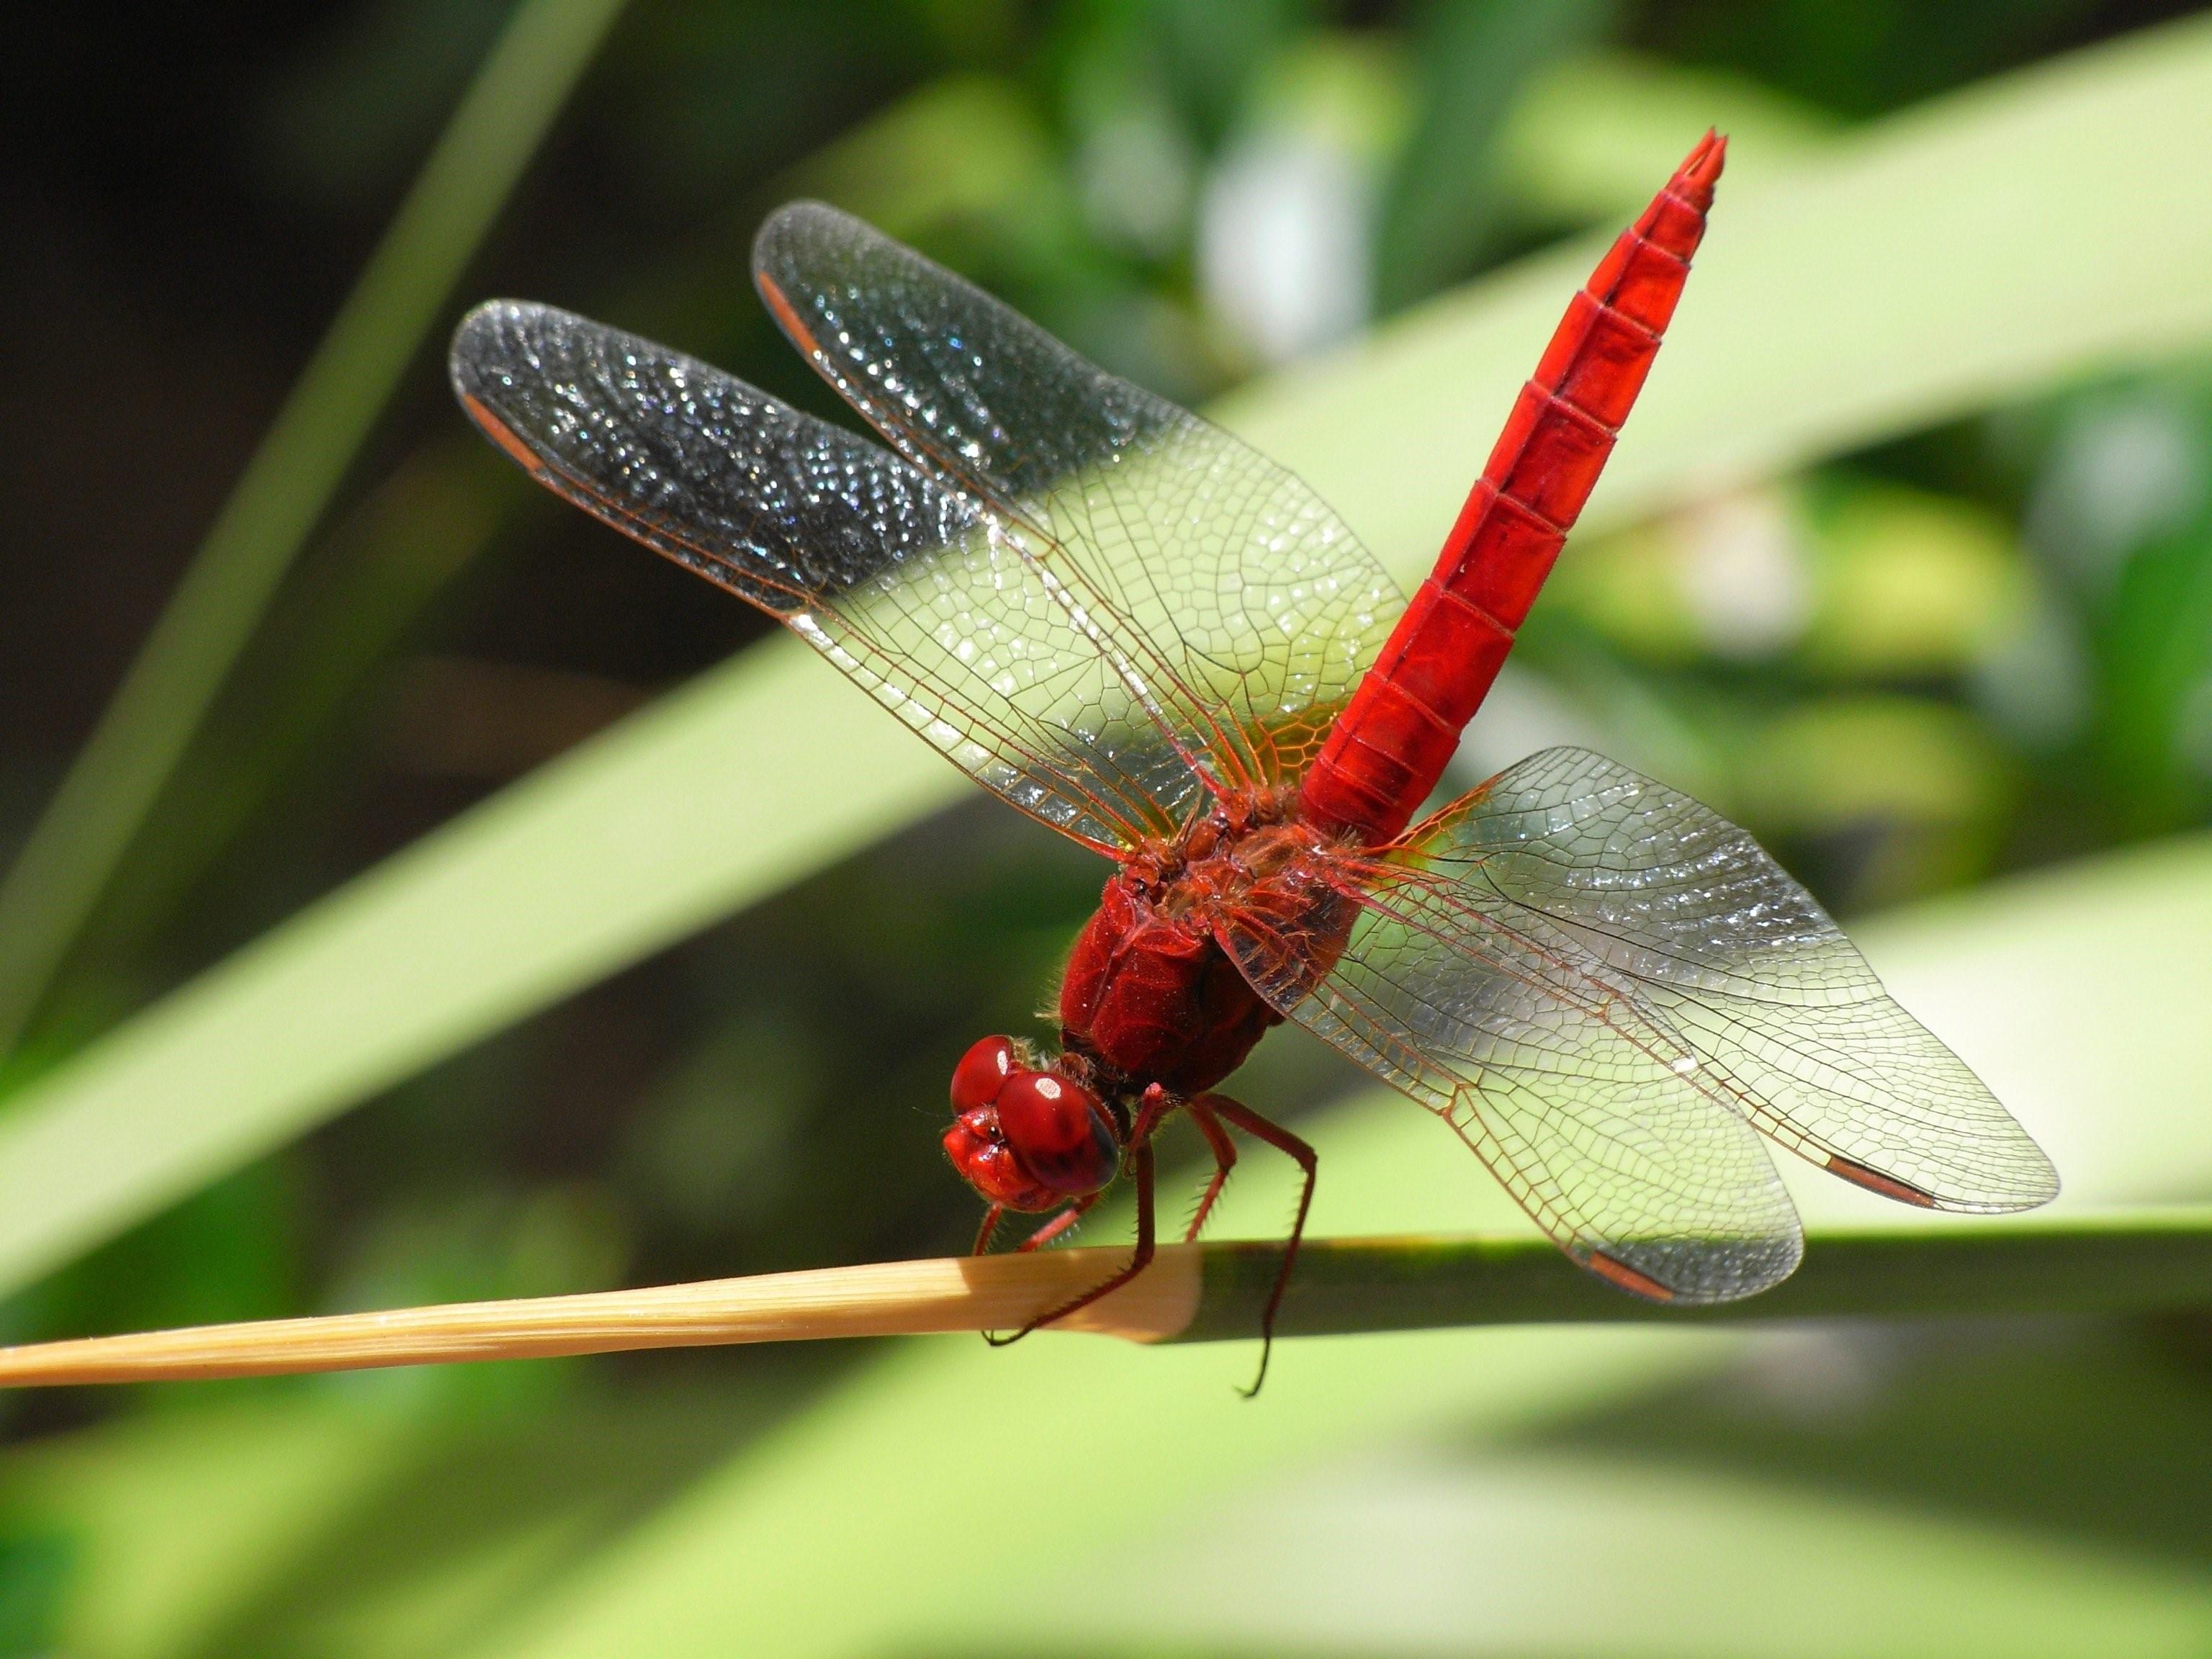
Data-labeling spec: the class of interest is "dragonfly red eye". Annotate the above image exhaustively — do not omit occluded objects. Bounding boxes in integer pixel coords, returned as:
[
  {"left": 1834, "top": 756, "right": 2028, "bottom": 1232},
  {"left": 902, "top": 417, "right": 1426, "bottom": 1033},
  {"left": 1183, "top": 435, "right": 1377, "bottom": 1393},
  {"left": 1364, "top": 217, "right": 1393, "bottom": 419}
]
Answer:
[
  {"left": 949, "top": 1035, "right": 1017, "bottom": 1113},
  {"left": 995, "top": 1071, "right": 1119, "bottom": 1197}
]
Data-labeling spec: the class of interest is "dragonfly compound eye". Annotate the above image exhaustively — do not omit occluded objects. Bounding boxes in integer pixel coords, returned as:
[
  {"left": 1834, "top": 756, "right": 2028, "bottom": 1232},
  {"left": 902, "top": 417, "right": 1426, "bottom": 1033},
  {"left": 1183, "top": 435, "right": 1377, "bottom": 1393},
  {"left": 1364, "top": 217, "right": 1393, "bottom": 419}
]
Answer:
[
  {"left": 994, "top": 1071, "right": 1120, "bottom": 1197},
  {"left": 948, "top": 1035, "right": 1017, "bottom": 1113}
]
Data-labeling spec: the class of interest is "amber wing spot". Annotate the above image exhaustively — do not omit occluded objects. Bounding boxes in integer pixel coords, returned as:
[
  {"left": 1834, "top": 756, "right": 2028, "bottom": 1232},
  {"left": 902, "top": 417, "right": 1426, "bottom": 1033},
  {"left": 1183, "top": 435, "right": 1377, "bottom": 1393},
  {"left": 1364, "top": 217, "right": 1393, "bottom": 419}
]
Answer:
[
  {"left": 461, "top": 395, "right": 548, "bottom": 476},
  {"left": 1826, "top": 1155, "right": 1941, "bottom": 1208},
  {"left": 755, "top": 274, "right": 826, "bottom": 362},
  {"left": 1586, "top": 1250, "right": 1679, "bottom": 1302}
]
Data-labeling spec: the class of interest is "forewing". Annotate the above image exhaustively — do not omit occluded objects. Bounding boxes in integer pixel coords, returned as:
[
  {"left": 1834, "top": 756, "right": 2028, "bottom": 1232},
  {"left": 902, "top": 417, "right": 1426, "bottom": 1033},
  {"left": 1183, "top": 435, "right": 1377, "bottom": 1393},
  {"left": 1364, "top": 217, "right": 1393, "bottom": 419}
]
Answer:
[
  {"left": 1398, "top": 747, "right": 2059, "bottom": 1210},
  {"left": 752, "top": 202, "right": 1403, "bottom": 797},
  {"left": 451, "top": 300, "right": 1206, "bottom": 852},
  {"left": 1220, "top": 861, "right": 1804, "bottom": 1303}
]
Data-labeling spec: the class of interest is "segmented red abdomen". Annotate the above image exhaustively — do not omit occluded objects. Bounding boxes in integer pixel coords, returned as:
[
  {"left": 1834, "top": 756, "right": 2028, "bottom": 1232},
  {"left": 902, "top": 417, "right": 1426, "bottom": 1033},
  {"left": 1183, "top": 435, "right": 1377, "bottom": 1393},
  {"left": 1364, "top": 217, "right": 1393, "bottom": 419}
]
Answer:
[{"left": 1298, "top": 132, "right": 1727, "bottom": 846}]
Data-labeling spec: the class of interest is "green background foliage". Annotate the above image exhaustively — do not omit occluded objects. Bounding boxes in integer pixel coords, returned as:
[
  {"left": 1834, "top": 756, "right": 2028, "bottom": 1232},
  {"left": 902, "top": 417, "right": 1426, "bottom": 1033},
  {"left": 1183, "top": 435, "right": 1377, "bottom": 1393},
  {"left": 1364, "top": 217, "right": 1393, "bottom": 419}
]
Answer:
[{"left": 4, "top": 1, "right": 2212, "bottom": 1652}]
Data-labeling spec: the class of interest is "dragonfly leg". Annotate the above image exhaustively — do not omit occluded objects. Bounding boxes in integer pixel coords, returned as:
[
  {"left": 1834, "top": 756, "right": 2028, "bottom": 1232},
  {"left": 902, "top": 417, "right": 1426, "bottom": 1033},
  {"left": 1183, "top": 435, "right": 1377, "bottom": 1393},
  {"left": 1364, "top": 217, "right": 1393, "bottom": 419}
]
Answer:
[
  {"left": 1201, "top": 1095, "right": 1316, "bottom": 1398},
  {"left": 984, "top": 1141, "right": 1156, "bottom": 1346},
  {"left": 1125, "top": 1082, "right": 1175, "bottom": 1149},
  {"left": 1016, "top": 1193, "right": 1099, "bottom": 1251},
  {"left": 1181, "top": 1095, "right": 1241, "bottom": 1242},
  {"left": 971, "top": 1203, "right": 1007, "bottom": 1256}
]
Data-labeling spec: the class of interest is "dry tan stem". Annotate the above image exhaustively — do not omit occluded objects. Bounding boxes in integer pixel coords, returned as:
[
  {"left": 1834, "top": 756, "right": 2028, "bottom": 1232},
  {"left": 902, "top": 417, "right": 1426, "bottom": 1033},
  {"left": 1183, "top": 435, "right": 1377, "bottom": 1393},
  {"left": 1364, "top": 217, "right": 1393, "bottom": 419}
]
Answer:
[{"left": 0, "top": 1243, "right": 1204, "bottom": 1387}]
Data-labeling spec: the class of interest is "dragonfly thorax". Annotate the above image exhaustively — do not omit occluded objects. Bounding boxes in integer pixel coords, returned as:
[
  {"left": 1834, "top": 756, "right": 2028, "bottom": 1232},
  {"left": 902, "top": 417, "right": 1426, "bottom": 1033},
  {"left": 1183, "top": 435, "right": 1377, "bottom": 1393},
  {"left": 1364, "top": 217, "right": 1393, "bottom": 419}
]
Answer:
[
  {"left": 1120, "top": 784, "right": 1304, "bottom": 894},
  {"left": 1053, "top": 808, "right": 1340, "bottom": 1100}
]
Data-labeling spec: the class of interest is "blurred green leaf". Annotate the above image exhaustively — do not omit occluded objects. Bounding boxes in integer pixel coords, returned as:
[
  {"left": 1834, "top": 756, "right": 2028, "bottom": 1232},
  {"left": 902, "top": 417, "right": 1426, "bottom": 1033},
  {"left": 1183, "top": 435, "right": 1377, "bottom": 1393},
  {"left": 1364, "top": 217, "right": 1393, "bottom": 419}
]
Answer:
[
  {"left": 1151, "top": 0, "right": 1308, "bottom": 148},
  {"left": 0, "top": 0, "right": 631, "bottom": 1053},
  {"left": 255, "top": 0, "right": 515, "bottom": 206},
  {"left": 0, "top": 1526, "right": 69, "bottom": 1659},
  {"left": 2095, "top": 503, "right": 2212, "bottom": 832},
  {"left": 783, "top": 74, "right": 1064, "bottom": 240},
  {"left": 1754, "top": 693, "right": 1981, "bottom": 801},
  {"left": 1066, "top": 1448, "right": 2212, "bottom": 1658},
  {"left": 1225, "top": 15, "right": 2212, "bottom": 556},
  {"left": 1, "top": 12, "right": 2211, "bottom": 1312},
  {"left": 1097, "top": 1287, "right": 2212, "bottom": 1656},
  {"left": 0, "top": 643, "right": 952, "bottom": 1297},
  {"left": 77, "top": 447, "right": 519, "bottom": 983},
  {"left": 6, "top": 1396, "right": 421, "bottom": 1659},
  {"left": 1668, "top": 0, "right": 2113, "bottom": 120},
  {"left": 9, "top": 1162, "right": 301, "bottom": 1357},
  {"left": 0, "top": 1382, "right": 772, "bottom": 1659},
  {"left": 1374, "top": 0, "right": 1615, "bottom": 312},
  {"left": 1801, "top": 479, "right": 2027, "bottom": 675},
  {"left": 1498, "top": 49, "right": 1842, "bottom": 221},
  {"left": 1176, "top": 1210, "right": 2212, "bottom": 1343},
  {"left": 1545, "top": 477, "right": 2026, "bottom": 673}
]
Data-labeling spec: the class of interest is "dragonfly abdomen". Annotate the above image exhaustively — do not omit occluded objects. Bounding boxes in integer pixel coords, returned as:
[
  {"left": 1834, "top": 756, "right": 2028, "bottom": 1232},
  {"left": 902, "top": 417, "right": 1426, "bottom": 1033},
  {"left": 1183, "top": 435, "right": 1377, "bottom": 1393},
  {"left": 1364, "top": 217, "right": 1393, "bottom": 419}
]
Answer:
[{"left": 1299, "top": 131, "right": 1725, "bottom": 847}]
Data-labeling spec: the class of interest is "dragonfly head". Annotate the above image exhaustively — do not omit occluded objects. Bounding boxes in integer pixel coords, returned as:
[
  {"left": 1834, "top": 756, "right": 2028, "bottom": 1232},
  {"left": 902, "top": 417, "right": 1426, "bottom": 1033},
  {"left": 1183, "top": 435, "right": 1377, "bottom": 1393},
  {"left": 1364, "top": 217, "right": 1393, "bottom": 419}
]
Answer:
[{"left": 944, "top": 1035, "right": 1120, "bottom": 1211}]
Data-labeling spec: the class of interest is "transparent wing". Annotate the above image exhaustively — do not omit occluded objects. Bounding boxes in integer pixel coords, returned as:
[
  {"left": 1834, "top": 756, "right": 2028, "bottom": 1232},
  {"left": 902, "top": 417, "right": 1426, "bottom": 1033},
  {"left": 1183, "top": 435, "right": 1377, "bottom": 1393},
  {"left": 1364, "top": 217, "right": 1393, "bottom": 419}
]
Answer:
[
  {"left": 1396, "top": 747, "right": 2059, "bottom": 1211},
  {"left": 752, "top": 202, "right": 1404, "bottom": 800},
  {"left": 1222, "top": 746, "right": 2054, "bottom": 1299},
  {"left": 1220, "top": 848, "right": 1804, "bottom": 1303},
  {"left": 451, "top": 300, "right": 1208, "bottom": 853}
]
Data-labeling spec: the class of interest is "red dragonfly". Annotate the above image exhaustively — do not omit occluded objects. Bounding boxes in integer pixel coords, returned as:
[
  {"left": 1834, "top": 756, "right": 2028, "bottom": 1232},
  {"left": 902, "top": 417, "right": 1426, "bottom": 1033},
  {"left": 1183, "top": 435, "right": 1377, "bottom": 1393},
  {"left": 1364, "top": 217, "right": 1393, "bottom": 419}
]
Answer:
[{"left": 452, "top": 134, "right": 2056, "bottom": 1384}]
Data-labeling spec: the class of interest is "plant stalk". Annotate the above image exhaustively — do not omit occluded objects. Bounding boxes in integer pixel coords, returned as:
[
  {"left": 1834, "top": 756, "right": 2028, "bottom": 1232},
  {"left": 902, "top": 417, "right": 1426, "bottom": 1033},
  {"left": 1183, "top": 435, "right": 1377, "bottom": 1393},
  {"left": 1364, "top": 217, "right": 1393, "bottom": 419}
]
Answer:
[{"left": 0, "top": 1210, "right": 2204, "bottom": 1388}]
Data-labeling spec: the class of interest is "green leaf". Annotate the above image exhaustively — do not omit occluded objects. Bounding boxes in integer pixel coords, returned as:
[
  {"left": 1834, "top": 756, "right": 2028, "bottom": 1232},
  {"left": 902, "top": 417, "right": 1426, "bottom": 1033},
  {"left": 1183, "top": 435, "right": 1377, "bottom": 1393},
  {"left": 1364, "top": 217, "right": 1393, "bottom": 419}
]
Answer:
[
  {"left": 1064, "top": 1452, "right": 2212, "bottom": 1658},
  {"left": 3, "top": 13, "right": 2212, "bottom": 1325},
  {"left": 0, "top": 645, "right": 955, "bottom": 1294},
  {"left": 1082, "top": 1280, "right": 2212, "bottom": 1656},
  {"left": 0, "top": 1383, "right": 769, "bottom": 1659},
  {"left": 1498, "top": 50, "right": 1843, "bottom": 221},
  {"left": 82, "top": 449, "right": 518, "bottom": 979},
  {"left": 1374, "top": 0, "right": 1616, "bottom": 311},
  {"left": 0, "top": 0, "right": 632, "bottom": 1051},
  {"left": 1223, "top": 14, "right": 2212, "bottom": 558},
  {"left": 6, "top": 1396, "right": 423, "bottom": 1659}
]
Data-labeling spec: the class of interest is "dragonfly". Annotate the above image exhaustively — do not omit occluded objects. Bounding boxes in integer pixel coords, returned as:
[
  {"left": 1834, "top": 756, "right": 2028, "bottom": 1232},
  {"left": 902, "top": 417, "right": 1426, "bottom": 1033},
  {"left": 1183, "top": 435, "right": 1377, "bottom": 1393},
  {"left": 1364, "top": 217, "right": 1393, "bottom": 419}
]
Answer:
[{"left": 450, "top": 132, "right": 2056, "bottom": 1388}]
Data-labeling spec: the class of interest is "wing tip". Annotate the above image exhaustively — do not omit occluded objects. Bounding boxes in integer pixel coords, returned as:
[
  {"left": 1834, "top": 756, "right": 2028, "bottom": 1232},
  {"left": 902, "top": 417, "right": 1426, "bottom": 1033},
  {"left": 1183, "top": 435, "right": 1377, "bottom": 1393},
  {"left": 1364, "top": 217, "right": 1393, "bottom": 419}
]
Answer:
[
  {"left": 447, "top": 302, "right": 554, "bottom": 477},
  {"left": 447, "top": 298, "right": 571, "bottom": 405},
  {"left": 448, "top": 299, "right": 505, "bottom": 399},
  {"left": 1583, "top": 1231, "right": 1803, "bottom": 1307},
  {"left": 750, "top": 199, "right": 869, "bottom": 289}
]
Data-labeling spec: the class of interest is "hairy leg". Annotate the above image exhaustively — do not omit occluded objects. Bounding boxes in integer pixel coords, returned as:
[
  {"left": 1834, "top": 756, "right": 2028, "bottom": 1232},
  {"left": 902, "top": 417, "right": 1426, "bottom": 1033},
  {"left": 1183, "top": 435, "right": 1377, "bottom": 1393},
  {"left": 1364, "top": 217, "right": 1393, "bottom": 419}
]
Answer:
[
  {"left": 1181, "top": 1094, "right": 1241, "bottom": 1243},
  {"left": 971, "top": 1203, "right": 1005, "bottom": 1256},
  {"left": 986, "top": 1141, "right": 1156, "bottom": 1345},
  {"left": 1017, "top": 1192, "right": 1099, "bottom": 1251},
  {"left": 1200, "top": 1095, "right": 1316, "bottom": 1397}
]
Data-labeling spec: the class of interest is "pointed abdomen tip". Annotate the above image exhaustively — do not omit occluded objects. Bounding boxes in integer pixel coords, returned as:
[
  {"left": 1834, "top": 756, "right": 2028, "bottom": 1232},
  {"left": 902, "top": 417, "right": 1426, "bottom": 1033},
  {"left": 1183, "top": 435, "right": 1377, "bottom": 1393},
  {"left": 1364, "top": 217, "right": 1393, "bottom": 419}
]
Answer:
[{"left": 1673, "top": 130, "right": 1727, "bottom": 207}]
